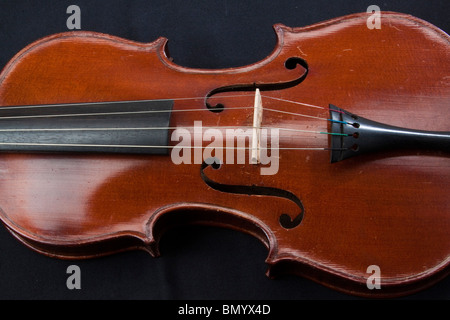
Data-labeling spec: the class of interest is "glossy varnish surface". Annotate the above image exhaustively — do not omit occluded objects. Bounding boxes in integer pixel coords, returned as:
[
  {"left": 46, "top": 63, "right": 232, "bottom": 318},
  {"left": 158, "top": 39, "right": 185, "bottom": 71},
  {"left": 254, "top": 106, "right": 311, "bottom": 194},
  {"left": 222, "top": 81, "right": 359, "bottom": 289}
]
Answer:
[{"left": 0, "top": 12, "right": 448, "bottom": 297}]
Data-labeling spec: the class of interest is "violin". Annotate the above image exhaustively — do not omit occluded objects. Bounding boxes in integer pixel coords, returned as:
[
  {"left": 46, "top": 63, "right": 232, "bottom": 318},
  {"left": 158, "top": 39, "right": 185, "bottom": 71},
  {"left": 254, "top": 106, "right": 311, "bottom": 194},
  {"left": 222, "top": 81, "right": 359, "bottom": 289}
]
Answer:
[{"left": 0, "top": 11, "right": 448, "bottom": 298}]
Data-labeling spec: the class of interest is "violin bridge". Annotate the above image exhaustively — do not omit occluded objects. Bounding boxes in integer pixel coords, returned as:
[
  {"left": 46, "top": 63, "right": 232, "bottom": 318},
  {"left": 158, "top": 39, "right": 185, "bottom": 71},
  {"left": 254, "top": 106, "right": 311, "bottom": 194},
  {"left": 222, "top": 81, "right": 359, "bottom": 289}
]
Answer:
[{"left": 251, "top": 88, "right": 263, "bottom": 164}]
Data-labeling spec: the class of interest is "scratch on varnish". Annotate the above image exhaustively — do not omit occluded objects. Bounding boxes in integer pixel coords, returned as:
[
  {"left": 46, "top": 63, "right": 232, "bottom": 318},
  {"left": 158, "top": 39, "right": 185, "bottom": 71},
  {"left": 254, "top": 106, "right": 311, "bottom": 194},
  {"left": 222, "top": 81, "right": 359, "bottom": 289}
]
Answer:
[{"left": 297, "top": 46, "right": 307, "bottom": 56}]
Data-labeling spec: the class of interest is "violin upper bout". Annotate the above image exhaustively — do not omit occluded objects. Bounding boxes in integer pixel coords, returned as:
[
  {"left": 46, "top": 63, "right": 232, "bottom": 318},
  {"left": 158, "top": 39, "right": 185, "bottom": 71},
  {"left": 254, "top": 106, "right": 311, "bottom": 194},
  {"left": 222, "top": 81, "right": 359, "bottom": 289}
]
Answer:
[{"left": 0, "top": 31, "right": 173, "bottom": 106}]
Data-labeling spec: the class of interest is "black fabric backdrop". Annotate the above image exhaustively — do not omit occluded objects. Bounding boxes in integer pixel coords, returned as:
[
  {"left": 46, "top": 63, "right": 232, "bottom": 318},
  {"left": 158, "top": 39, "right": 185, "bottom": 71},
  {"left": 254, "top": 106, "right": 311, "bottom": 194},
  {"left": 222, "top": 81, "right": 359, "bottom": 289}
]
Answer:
[{"left": 0, "top": 0, "right": 448, "bottom": 301}]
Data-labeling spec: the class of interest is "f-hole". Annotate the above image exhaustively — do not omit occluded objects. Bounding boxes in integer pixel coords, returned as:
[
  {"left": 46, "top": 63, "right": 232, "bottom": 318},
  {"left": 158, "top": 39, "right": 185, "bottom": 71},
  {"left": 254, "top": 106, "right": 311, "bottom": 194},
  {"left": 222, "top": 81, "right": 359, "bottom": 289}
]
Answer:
[
  {"left": 205, "top": 57, "right": 308, "bottom": 112},
  {"left": 200, "top": 158, "right": 305, "bottom": 229}
]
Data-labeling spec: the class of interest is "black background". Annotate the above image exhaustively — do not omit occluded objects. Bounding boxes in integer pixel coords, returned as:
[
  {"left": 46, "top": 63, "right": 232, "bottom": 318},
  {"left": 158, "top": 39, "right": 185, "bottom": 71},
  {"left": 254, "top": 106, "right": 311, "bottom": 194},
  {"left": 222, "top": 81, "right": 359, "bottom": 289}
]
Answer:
[{"left": 0, "top": 0, "right": 448, "bottom": 301}]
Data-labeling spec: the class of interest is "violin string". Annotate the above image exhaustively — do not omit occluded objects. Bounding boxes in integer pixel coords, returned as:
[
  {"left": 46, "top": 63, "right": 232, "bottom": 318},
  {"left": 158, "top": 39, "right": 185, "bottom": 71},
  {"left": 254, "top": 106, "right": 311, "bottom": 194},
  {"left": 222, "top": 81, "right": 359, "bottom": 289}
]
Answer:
[
  {"left": 0, "top": 106, "right": 329, "bottom": 123},
  {"left": 0, "top": 108, "right": 216, "bottom": 120},
  {"left": 260, "top": 95, "right": 326, "bottom": 110},
  {"left": 0, "top": 94, "right": 324, "bottom": 111},
  {"left": 0, "top": 141, "right": 342, "bottom": 152},
  {"left": 0, "top": 95, "right": 253, "bottom": 110},
  {"left": 0, "top": 108, "right": 343, "bottom": 139},
  {"left": 263, "top": 107, "right": 327, "bottom": 121},
  {"left": 0, "top": 124, "right": 344, "bottom": 150},
  {"left": 0, "top": 125, "right": 348, "bottom": 137}
]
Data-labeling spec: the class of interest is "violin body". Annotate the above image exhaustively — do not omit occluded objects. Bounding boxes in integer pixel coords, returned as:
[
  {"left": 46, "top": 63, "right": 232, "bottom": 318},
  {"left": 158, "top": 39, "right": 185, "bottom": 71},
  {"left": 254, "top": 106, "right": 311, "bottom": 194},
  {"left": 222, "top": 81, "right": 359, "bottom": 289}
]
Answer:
[{"left": 0, "top": 12, "right": 448, "bottom": 297}]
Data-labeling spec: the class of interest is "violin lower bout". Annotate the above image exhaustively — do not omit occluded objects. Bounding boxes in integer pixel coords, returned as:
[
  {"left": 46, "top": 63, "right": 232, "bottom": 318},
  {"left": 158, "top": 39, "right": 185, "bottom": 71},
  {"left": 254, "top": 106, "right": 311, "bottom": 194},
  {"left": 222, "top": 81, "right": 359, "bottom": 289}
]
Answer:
[{"left": 0, "top": 151, "right": 448, "bottom": 298}]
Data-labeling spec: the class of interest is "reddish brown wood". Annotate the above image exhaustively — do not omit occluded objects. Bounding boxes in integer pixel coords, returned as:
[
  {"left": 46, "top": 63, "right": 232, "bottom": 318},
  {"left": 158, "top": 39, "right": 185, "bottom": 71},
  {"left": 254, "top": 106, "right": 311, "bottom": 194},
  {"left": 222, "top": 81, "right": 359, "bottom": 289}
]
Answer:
[{"left": 0, "top": 12, "right": 448, "bottom": 297}]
